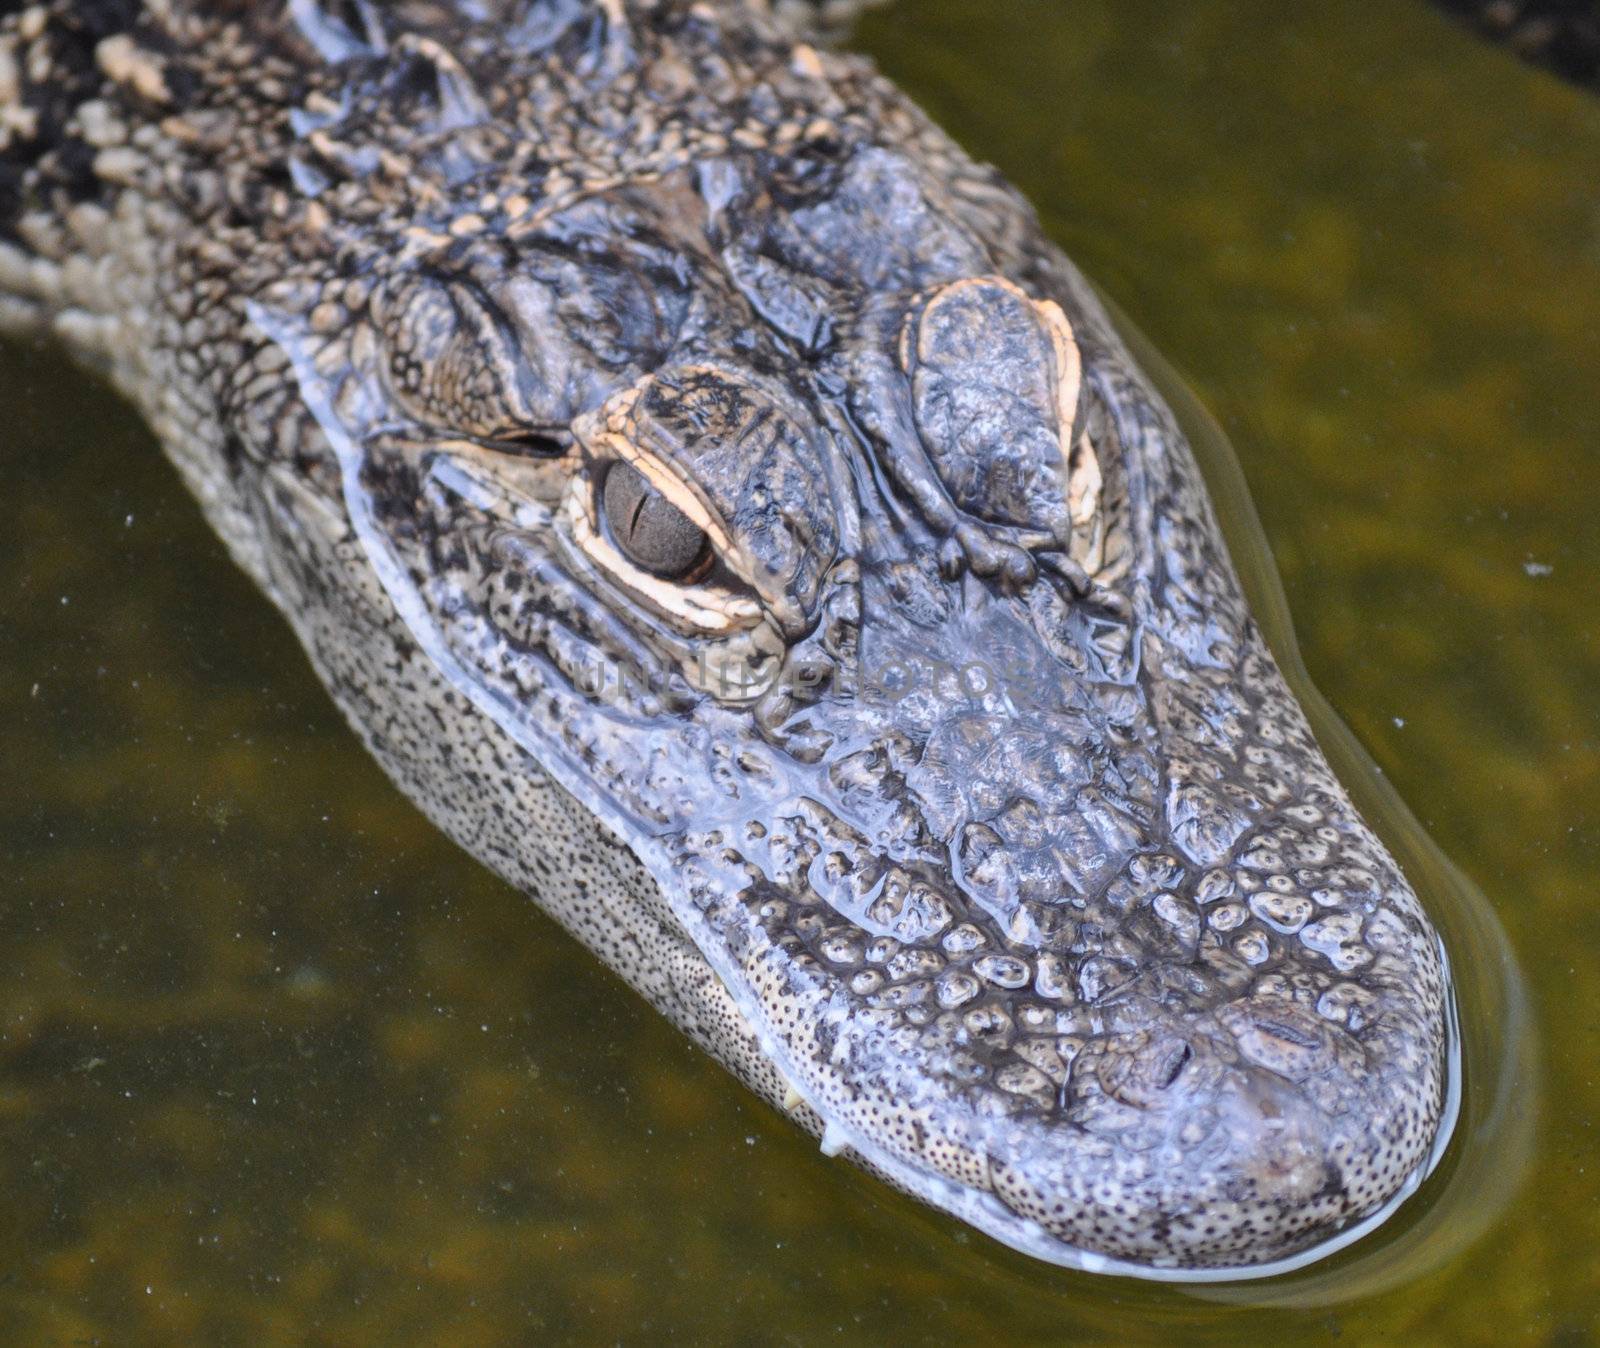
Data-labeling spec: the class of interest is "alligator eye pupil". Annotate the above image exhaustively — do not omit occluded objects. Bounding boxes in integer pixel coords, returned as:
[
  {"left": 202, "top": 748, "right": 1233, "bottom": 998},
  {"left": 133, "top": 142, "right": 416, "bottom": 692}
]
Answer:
[
  {"left": 602, "top": 460, "right": 710, "bottom": 580},
  {"left": 497, "top": 429, "right": 566, "bottom": 457}
]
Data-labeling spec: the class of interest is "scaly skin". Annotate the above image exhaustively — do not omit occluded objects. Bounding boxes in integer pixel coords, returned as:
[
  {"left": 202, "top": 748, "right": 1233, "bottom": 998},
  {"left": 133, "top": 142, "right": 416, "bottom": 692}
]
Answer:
[{"left": 0, "top": 0, "right": 1450, "bottom": 1274}]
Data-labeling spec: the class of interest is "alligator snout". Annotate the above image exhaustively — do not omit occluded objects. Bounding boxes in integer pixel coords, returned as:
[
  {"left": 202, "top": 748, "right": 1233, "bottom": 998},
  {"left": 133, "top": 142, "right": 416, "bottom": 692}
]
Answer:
[{"left": 658, "top": 530, "right": 1449, "bottom": 1270}]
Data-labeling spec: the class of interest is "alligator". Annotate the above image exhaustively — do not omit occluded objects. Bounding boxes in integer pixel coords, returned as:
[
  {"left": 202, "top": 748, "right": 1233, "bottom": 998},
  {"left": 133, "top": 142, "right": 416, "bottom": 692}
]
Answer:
[
  {"left": 0, "top": 0, "right": 1452, "bottom": 1275},
  {"left": 1432, "top": 0, "right": 1600, "bottom": 90}
]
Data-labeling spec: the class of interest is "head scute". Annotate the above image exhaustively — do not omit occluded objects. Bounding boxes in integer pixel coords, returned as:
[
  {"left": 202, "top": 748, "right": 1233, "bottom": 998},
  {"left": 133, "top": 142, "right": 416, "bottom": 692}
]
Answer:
[{"left": 290, "top": 0, "right": 388, "bottom": 64}]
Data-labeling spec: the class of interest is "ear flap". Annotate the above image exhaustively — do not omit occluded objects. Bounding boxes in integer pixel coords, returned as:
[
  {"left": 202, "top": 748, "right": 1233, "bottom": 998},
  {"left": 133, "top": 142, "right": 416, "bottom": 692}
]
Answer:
[{"left": 374, "top": 271, "right": 526, "bottom": 436}]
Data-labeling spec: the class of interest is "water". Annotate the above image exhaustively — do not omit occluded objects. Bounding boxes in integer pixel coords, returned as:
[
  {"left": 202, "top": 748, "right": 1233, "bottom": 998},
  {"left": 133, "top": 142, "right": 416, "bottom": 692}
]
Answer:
[{"left": 0, "top": 0, "right": 1595, "bottom": 1340}]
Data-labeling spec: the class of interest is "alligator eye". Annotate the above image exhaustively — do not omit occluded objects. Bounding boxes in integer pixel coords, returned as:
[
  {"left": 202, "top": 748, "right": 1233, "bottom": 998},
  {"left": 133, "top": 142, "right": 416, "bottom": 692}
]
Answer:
[{"left": 602, "top": 460, "right": 711, "bottom": 580}]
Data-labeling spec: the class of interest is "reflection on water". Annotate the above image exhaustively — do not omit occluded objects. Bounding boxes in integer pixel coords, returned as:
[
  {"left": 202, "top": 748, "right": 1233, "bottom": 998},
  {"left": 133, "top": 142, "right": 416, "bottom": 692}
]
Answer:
[
  {"left": 1, "top": 0, "right": 1595, "bottom": 1340},
  {"left": 1123, "top": 314, "right": 1536, "bottom": 1306}
]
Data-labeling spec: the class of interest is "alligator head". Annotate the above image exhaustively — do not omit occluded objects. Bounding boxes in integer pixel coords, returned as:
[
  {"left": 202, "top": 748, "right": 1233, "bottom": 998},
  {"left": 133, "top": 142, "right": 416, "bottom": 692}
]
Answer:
[{"left": 6, "top": 0, "right": 1449, "bottom": 1274}]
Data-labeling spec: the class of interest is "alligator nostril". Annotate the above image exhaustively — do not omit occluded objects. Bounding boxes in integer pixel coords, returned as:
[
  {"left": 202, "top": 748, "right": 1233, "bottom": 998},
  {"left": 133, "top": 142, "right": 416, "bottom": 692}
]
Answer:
[
  {"left": 1156, "top": 1041, "right": 1192, "bottom": 1091},
  {"left": 1217, "top": 998, "right": 1335, "bottom": 1082},
  {"left": 1092, "top": 1033, "right": 1198, "bottom": 1107}
]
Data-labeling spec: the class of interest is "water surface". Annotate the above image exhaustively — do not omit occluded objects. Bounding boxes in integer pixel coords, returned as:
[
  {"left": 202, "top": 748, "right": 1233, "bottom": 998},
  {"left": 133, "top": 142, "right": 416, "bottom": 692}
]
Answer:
[{"left": 1, "top": 0, "right": 1595, "bottom": 1340}]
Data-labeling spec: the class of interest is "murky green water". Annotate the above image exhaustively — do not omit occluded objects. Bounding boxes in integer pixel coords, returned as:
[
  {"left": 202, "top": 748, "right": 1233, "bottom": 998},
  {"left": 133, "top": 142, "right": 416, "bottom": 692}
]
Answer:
[{"left": 1, "top": 0, "right": 1596, "bottom": 1341}]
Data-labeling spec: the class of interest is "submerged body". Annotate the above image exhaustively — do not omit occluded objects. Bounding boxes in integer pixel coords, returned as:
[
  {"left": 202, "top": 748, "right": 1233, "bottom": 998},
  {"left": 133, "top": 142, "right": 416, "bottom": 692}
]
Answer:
[{"left": 0, "top": 0, "right": 1449, "bottom": 1273}]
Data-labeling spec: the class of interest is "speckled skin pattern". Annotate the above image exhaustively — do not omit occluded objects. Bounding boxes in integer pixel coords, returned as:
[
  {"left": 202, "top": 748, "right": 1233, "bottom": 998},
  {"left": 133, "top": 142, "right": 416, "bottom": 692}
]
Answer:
[{"left": 0, "top": 0, "right": 1449, "bottom": 1273}]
